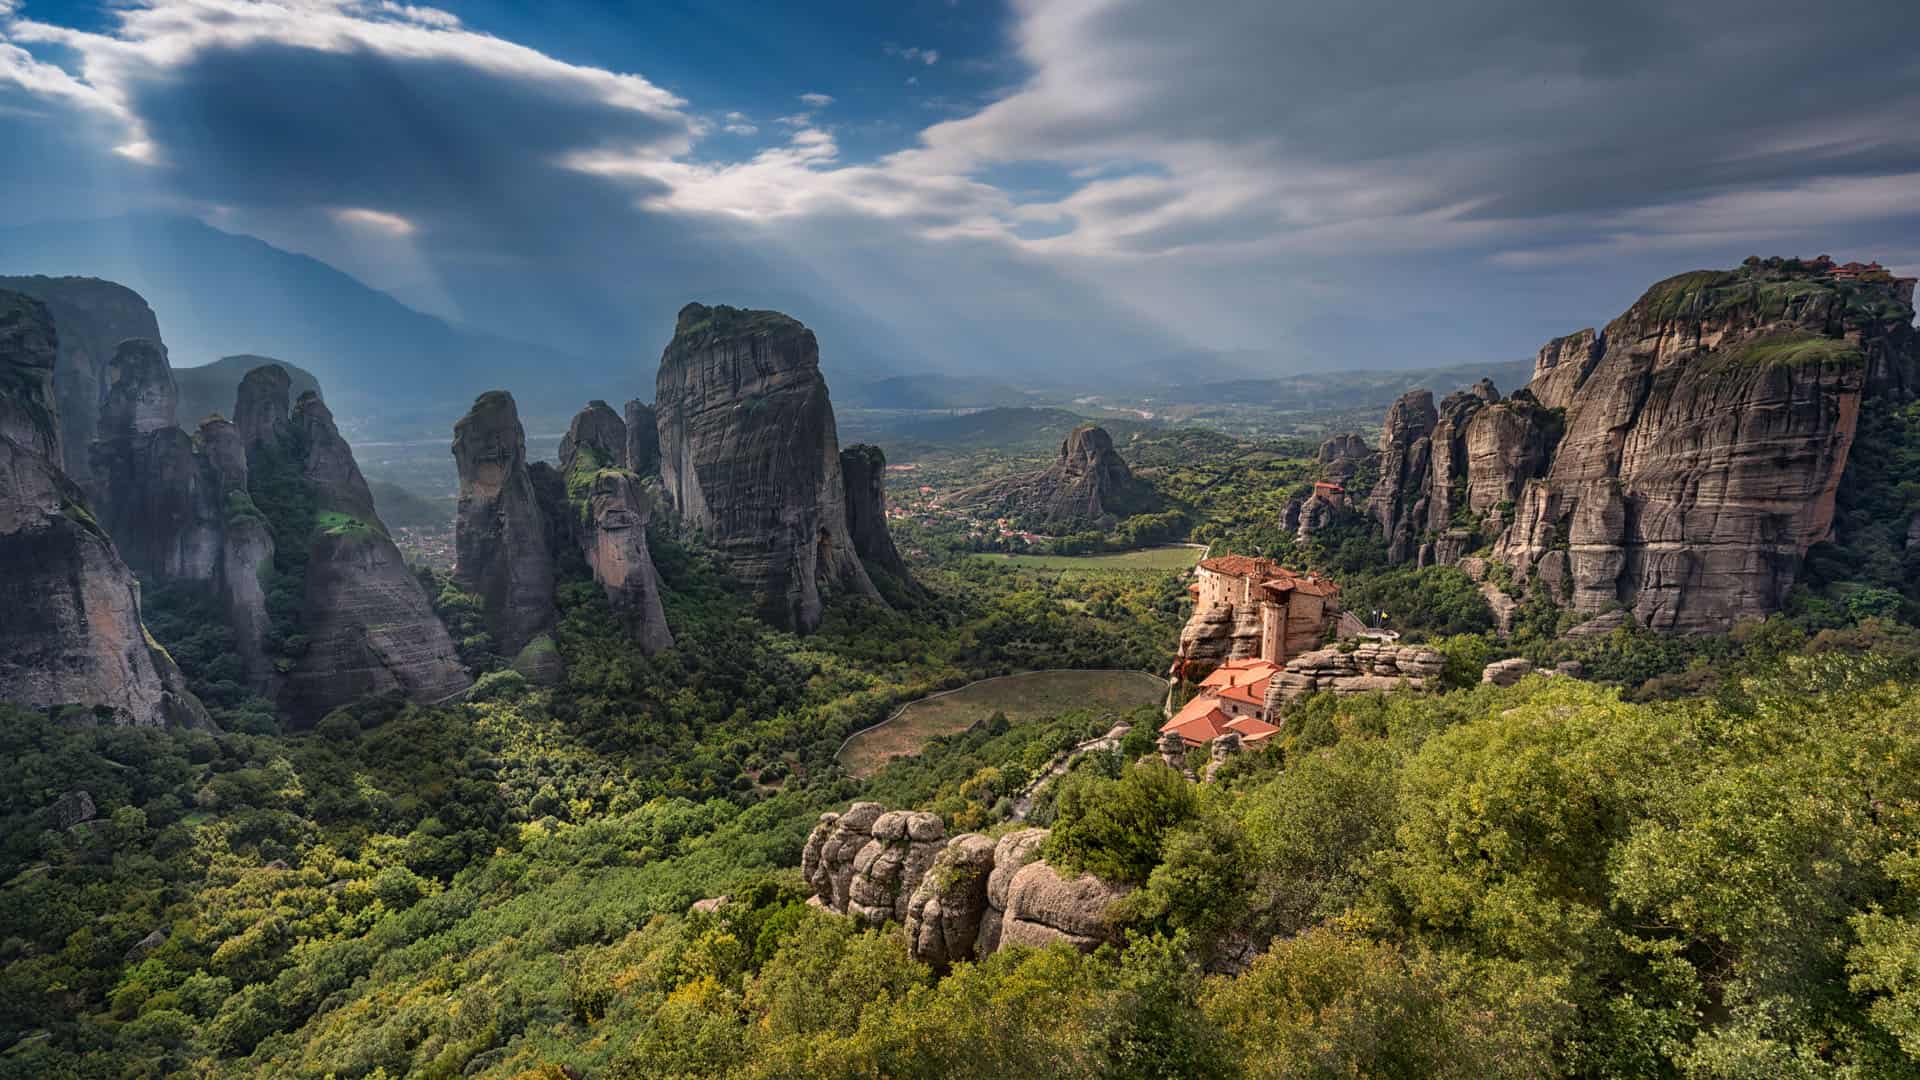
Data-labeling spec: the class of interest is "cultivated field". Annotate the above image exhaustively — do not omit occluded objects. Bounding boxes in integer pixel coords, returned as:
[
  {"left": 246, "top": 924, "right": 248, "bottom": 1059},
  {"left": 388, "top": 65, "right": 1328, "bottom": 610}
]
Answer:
[
  {"left": 837, "top": 668, "right": 1168, "bottom": 777},
  {"left": 973, "top": 545, "right": 1205, "bottom": 573}
]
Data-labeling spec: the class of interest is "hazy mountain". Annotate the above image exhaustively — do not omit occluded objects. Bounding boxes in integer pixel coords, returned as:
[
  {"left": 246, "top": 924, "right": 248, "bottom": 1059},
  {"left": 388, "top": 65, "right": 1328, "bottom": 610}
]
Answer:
[
  {"left": 0, "top": 214, "right": 606, "bottom": 414},
  {"left": 173, "top": 354, "right": 324, "bottom": 427}
]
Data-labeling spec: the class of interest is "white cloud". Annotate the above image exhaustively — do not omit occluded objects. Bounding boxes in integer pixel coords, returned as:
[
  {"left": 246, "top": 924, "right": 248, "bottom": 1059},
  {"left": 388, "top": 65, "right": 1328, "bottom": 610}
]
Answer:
[
  {"left": 798, "top": 92, "right": 833, "bottom": 108},
  {"left": 722, "top": 122, "right": 758, "bottom": 136},
  {"left": 332, "top": 206, "right": 417, "bottom": 235}
]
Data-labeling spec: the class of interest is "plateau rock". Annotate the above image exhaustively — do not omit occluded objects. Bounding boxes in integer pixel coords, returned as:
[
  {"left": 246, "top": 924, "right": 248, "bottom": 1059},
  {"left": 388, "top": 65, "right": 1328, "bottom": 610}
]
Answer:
[
  {"left": 453, "top": 391, "right": 559, "bottom": 678},
  {"left": 655, "top": 303, "right": 878, "bottom": 630}
]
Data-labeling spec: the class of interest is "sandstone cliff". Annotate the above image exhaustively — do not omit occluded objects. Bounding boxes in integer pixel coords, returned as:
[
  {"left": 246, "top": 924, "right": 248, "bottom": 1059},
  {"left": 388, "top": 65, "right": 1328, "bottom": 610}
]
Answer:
[
  {"left": 89, "top": 340, "right": 223, "bottom": 584},
  {"left": 655, "top": 303, "right": 878, "bottom": 631},
  {"left": 453, "top": 391, "right": 560, "bottom": 678},
  {"left": 0, "top": 290, "right": 207, "bottom": 727},
  {"left": 0, "top": 276, "right": 162, "bottom": 486},
  {"left": 1368, "top": 258, "right": 1916, "bottom": 633},
  {"left": 623, "top": 399, "right": 659, "bottom": 475}
]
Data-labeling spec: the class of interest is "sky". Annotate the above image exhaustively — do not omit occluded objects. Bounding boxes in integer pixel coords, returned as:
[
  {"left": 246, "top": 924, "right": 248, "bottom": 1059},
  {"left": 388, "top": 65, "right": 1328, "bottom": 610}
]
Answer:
[{"left": 2, "top": 0, "right": 1919, "bottom": 383}]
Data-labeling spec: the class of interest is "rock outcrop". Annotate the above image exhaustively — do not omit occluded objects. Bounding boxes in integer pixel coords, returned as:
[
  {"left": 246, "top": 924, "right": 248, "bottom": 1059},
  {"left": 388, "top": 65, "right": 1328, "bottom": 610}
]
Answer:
[
  {"left": 255, "top": 382, "right": 468, "bottom": 722},
  {"left": 0, "top": 276, "right": 162, "bottom": 486},
  {"left": 839, "top": 443, "right": 913, "bottom": 586},
  {"left": 905, "top": 833, "right": 997, "bottom": 971},
  {"left": 803, "top": 808, "right": 1127, "bottom": 963},
  {"left": 1482, "top": 657, "right": 1534, "bottom": 686},
  {"left": 1366, "top": 258, "right": 1917, "bottom": 633},
  {"left": 452, "top": 391, "right": 559, "bottom": 679},
  {"left": 0, "top": 290, "right": 207, "bottom": 727},
  {"left": 956, "top": 424, "right": 1158, "bottom": 531},
  {"left": 235, "top": 365, "right": 292, "bottom": 452},
  {"left": 655, "top": 303, "right": 879, "bottom": 631},
  {"left": 846, "top": 810, "right": 946, "bottom": 929},
  {"left": 998, "top": 860, "right": 1129, "bottom": 953},
  {"left": 1266, "top": 643, "right": 1445, "bottom": 706},
  {"left": 558, "top": 400, "right": 626, "bottom": 473}
]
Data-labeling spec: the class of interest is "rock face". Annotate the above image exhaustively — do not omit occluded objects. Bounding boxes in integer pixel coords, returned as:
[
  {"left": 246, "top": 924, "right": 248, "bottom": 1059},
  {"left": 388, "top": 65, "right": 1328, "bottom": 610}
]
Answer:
[
  {"left": 235, "top": 365, "right": 292, "bottom": 451},
  {"left": 846, "top": 810, "right": 947, "bottom": 928},
  {"left": 1267, "top": 643, "right": 1445, "bottom": 706},
  {"left": 655, "top": 303, "right": 878, "bottom": 631},
  {"left": 558, "top": 400, "right": 626, "bottom": 472},
  {"left": 998, "top": 860, "right": 1129, "bottom": 953},
  {"left": 802, "top": 802, "right": 888, "bottom": 911},
  {"left": 978, "top": 828, "right": 1050, "bottom": 957},
  {"left": 0, "top": 276, "right": 162, "bottom": 486},
  {"left": 1482, "top": 657, "right": 1534, "bottom": 686},
  {"left": 623, "top": 399, "right": 659, "bottom": 476},
  {"left": 956, "top": 424, "right": 1157, "bottom": 531},
  {"left": 578, "top": 469, "right": 674, "bottom": 652},
  {"left": 452, "top": 391, "right": 559, "bottom": 677},
  {"left": 839, "top": 443, "right": 913, "bottom": 585},
  {"left": 905, "top": 834, "right": 997, "bottom": 971},
  {"left": 1368, "top": 259, "right": 1917, "bottom": 633},
  {"left": 0, "top": 290, "right": 207, "bottom": 727},
  {"left": 0, "top": 292, "right": 61, "bottom": 464},
  {"left": 263, "top": 383, "right": 469, "bottom": 722},
  {"left": 89, "top": 340, "right": 223, "bottom": 584}
]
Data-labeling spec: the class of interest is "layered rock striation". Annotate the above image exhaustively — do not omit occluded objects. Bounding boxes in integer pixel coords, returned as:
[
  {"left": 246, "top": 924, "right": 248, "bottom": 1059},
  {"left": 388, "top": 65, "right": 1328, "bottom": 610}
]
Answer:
[
  {"left": 655, "top": 303, "right": 880, "bottom": 631},
  {"left": 1367, "top": 258, "right": 1915, "bottom": 633}
]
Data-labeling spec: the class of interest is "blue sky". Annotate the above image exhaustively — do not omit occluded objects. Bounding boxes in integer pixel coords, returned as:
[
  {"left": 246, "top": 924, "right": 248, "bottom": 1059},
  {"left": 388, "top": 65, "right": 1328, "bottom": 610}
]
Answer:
[{"left": 2, "top": 0, "right": 1918, "bottom": 384}]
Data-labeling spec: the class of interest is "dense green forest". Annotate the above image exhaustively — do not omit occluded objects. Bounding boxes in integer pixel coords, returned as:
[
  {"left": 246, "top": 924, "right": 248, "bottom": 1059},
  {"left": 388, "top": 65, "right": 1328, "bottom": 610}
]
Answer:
[{"left": 10, "top": 415, "right": 1920, "bottom": 1076}]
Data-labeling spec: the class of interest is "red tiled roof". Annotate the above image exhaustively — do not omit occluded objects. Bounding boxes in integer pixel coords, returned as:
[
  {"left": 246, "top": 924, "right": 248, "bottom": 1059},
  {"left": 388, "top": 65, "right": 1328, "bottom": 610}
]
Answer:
[
  {"left": 1198, "top": 659, "right": 1279, "bottom": 689},
  {"left": 1215, "top": 675, "right": 1273, "bottom": 707},
  {"left": 1161, "top": 697, "right": 1231, "bottom": 746},
  {"left": 1225, "top": 715, "right": 1279, "bottom": 743}
]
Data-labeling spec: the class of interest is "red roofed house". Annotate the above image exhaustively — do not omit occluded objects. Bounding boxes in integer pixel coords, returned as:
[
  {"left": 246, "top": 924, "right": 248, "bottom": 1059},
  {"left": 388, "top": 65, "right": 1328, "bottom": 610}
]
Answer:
[{"left": 1160, "top": 691, "right": 1282, "bottom": 749}]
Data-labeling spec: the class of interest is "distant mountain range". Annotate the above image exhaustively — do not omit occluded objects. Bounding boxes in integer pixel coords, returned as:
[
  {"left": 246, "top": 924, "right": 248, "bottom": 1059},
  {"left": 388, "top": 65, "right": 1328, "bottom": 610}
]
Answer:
[{"left": 0, "top": 214, "right": 607, "bottom": 416}]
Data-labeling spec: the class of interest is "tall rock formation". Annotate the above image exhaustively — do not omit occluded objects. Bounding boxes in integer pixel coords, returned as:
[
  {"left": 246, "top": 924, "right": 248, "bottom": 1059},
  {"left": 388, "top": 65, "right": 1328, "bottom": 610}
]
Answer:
[
  {"left": 557, "top": 402, "right": 673, "bottom": 653},
  {"left": 1369, "top": 257, "right": 1918, "bottom": 633},
  {"left": 236, "top": 364, "right": 292, "bottom": 452},
  {"left": 655, "top": 302, "right": 878, "bottom": 631},
  {"left": 839, "top": 443, "right": 913, "bottom": 586},
  {"left": 274, "top": 389, "right": 470, "bottom": 721},
  {"left": 0, "top": 276, "right": 162, "bottom": 487},
  {"left": 955, "top": 424, "right": 1157, "bottom": 531},
  {"left": 453, "top": 391, "right": 560, "bottom": 679},
  {"left": 0, "top": 290, "right": 207, "bottom": 727},
  {"left": 88, "top": 339, "right": 223, "bottom": 583}
]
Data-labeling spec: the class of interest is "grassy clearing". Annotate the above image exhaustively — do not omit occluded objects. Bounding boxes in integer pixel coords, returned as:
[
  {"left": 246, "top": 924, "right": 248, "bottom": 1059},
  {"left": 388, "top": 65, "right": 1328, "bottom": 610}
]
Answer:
[
  {"left": 838, "top": 668, "right": 1167, "bottom": 777},
  {"left": 973, "top": 545, "right": 1205, "bottom": 573}
]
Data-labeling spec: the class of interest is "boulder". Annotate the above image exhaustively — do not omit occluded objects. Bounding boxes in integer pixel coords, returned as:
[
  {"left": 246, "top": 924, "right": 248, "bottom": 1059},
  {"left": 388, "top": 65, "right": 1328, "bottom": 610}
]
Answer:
[
  {"left": 905, "top": 833, "right": 997, "bottom": 970},
  {"left": 1482, "top": 657, "right": 1534, "bottom": 686},
  {"left": 49, "top": 789, "right": 96, "bottom": 830},
  {"left": 978, "top": 827, "right": 1049, "bottom": 957},
  {"left": 803, "top": 802, "right": 887, "bottom": 911},
  {"left": 998, "top": 860, "right": 1129, "bottom": 954}
]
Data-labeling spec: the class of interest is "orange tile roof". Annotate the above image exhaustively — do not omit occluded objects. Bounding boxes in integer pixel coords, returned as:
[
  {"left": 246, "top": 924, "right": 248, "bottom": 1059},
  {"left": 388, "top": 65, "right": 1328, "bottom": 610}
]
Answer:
[
  {"left": 1161, "top": 697, "right": 1231, "bottom": 746},
  {"left": 1198, "top": 658, "right": 1280, "bottom": 689},
  {"left": 1225, "top": 715, "right": 1280, "bottom": 743},
  {"left": 1215, "top": 675, "right": 1273, "bottom": 707}
]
